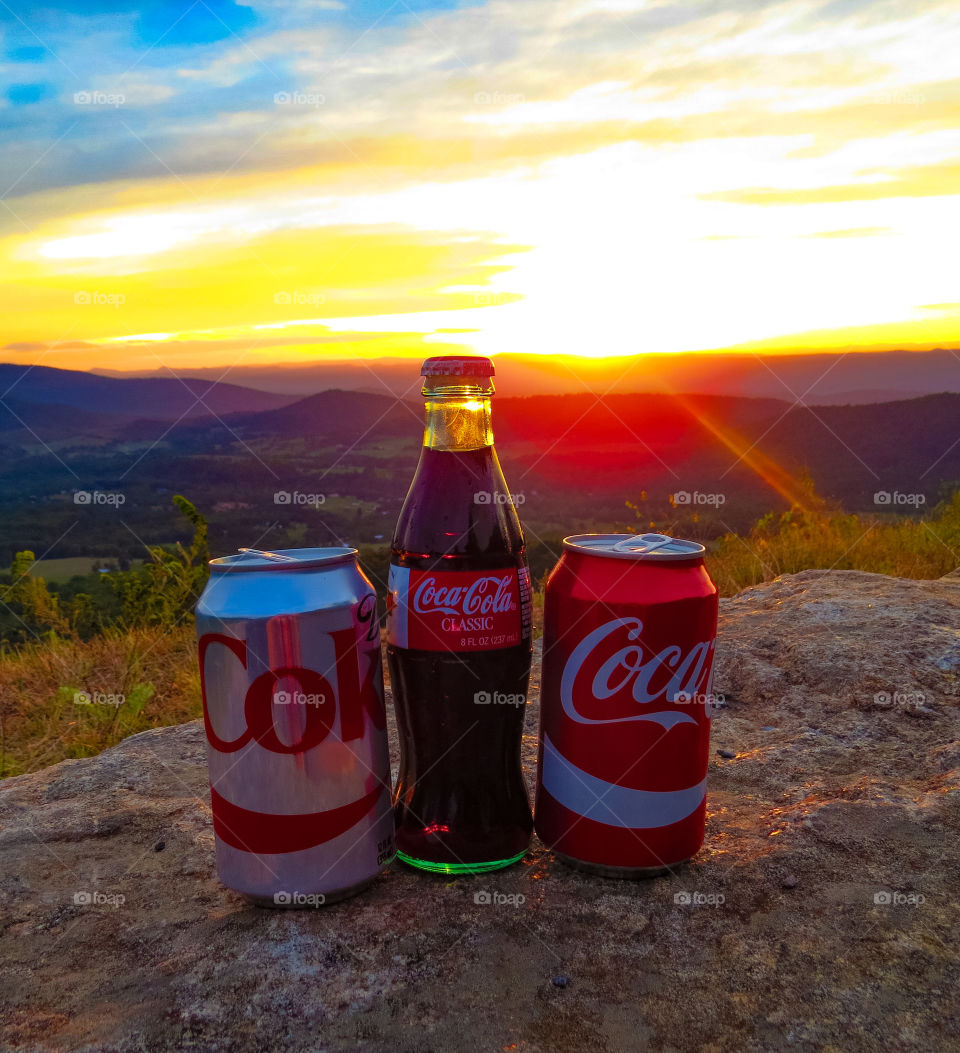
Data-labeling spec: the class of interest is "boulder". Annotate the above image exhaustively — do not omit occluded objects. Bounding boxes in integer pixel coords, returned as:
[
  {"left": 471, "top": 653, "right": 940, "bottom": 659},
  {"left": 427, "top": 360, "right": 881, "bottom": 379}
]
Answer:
[{"left": 1, "top": 570, "right": 958, "bottom": 1051}]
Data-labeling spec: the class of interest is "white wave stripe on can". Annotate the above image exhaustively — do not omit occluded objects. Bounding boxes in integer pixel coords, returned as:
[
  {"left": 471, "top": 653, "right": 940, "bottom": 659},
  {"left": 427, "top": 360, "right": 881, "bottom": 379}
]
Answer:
[{"left": 541, "top": 735, "right": 707, "bottom": 829}]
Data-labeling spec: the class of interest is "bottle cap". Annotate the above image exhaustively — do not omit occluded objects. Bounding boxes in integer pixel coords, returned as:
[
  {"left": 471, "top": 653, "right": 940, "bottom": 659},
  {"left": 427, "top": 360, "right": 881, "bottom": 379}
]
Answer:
[
  {"left": 563, "top": 532, "right": 706, "bottom": 561},
  {"left": 421, "top": 355, "right": 495, "bottom": 377}
]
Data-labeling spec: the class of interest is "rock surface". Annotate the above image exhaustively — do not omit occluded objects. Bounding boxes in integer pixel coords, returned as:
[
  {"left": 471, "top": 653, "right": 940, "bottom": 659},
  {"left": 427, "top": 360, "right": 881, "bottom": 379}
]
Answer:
[{"left": 2, "top": 569, "right": 959, "bottom": 1052}]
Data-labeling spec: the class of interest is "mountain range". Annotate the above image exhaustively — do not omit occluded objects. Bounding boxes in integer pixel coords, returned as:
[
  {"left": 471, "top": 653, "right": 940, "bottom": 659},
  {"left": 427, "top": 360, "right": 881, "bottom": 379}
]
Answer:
[
  {"left": 89, "top": 348, "right": 960, "bottom": 403},
  {"left": 0, "top": 364, "right": 295, "bottom": 423},
  {"left": 0, "top": 360, "right": 955, "bottom": 566}
]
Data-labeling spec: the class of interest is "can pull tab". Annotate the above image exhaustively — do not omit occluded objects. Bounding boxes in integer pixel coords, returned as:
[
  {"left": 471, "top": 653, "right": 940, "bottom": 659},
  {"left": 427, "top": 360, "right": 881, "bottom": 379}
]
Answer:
[
  {"left": 237, "top": 547, "right": 299, "bottom": 562},
  {"left": 611, "top": 533, "right": 675, "bottom": 554}
]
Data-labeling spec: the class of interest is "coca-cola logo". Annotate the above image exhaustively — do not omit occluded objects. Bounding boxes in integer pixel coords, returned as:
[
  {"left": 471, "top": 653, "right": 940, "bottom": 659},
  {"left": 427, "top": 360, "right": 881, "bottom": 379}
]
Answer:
[
  {"left": 198, "top": 626, "right": 384, "bottom": 755},
  {"left": 560, "top": 617, "right": 714, "bottom": 728},
  {"left": 412, "top": 574, "right": 517, "bottom": 617}
]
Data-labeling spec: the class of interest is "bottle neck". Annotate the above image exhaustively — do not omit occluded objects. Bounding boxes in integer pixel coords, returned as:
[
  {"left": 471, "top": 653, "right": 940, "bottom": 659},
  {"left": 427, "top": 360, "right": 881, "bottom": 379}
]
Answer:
[{"left": 422, "top": 376, "right": 494, "bottom": 451}]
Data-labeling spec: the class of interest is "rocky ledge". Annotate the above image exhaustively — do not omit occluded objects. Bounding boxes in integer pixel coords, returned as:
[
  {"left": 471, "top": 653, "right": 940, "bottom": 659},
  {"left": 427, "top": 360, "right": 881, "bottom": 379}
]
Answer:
[{"left": 1, "top": 570, "right": 959, "bottom": 1052}]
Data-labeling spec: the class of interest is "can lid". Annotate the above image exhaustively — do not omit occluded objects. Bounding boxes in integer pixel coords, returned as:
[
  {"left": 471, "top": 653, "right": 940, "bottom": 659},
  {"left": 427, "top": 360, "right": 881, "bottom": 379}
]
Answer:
[
  {"left": 209, "top": 546, "right": 357, "bottom": 572},
  {"left": 563, "top": 532, "right": 706, "bottom": 561},
  {"left": 421, "top": 355, "right": 495, "bottom": 377}
]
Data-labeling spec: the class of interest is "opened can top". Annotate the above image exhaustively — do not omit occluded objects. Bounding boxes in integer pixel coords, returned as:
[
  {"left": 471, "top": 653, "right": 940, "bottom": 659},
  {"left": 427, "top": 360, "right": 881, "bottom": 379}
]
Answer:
[
  {"left": 562, "top": 532, "right": 705, "bottom": 562},
  {"left": 208, "top": 547, "right": 358, "bottom": 572}
]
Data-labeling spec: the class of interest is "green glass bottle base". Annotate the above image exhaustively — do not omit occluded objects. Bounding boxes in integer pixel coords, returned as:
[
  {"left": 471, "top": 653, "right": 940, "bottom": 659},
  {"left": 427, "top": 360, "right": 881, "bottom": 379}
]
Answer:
[{"left": 396, "top": 849, "right": 526, "bottom": 875}]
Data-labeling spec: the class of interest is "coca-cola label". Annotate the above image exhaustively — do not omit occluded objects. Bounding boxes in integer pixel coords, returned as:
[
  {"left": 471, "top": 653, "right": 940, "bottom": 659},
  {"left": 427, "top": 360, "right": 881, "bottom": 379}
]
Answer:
[
  {"left": 386, "top": 564, "right": 528, "bottom": 651},
  {"left": 537, "top": 616, "right": 714, "bottom": 826},
  {"left": 197, "top": 611, "right": 391, "bottom": 857},
  {"left": 560, "top": 617, "right": 715, "bottom": 727}
]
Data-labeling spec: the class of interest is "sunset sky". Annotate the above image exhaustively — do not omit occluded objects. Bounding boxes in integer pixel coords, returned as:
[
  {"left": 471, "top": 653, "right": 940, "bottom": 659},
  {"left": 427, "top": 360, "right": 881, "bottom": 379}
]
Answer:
[{"left": 1, "top": 0, "right": 959, "bottom": 373}]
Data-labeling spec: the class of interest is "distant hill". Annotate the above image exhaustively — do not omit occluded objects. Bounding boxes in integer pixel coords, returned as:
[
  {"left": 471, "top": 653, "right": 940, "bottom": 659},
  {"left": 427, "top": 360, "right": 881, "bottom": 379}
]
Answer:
[
  {"left": 0, "top": 378, "right": 956, "bottom": 565},
  {"left": 0, "top": 364, "right": 297, "bottom": 421},
  {"left": 0, "top": 397, "right": 129, "bottom": 441},
  {"left": 488, "top": 390, "right": 960, "bottom": 515},
  {"left": 758, "top": 392, "right": 960, "bottom": 501},
  {"left": 92, "top": 348, "right": 960, "bottom": 404},
  {"left": 229, "top": 389, "right": 417, "bottom": 441},
  {"left": 179, "top": 386, "right": 960, "bottom": 515}
]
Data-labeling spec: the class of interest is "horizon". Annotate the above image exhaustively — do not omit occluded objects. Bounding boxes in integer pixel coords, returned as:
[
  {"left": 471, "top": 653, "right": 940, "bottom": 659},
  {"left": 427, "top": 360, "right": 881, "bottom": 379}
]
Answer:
[
  {"left": 1, "top": 0, "right": 959, "bottom": 374},
  {"left": 2, "top": 346, "right": 958, "bottom": 404}
]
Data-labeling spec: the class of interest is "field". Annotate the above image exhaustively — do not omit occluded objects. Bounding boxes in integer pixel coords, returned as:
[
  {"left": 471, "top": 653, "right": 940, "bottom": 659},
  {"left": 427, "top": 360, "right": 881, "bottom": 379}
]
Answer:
[{"left": 28, "top": 557, "right": 144, "bottom": 583}]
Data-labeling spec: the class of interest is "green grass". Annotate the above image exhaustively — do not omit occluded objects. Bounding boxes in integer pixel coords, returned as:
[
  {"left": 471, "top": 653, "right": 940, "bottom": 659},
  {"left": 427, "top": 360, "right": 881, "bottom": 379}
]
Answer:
[
  {"left": 363, "top": 441, "right": 421, "bottom": 459},
  {"left": 319, "top": 496, "right": 381, "bottom": 518},
  {"left": 29, "top": 557, "right": 143, "bottom": 584}
]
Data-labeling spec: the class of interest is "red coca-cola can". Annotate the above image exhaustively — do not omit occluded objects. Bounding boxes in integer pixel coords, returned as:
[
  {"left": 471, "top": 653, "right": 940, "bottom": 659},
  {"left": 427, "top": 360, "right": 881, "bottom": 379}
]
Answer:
[{"left": 535, "top": 533, "right": 719, "bottom": 876}]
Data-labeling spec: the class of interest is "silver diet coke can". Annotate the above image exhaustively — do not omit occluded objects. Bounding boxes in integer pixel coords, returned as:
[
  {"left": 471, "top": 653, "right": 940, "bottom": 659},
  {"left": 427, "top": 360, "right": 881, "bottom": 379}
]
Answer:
[{"left": 196, "top": 547, "right": 395, "bottom": 906}]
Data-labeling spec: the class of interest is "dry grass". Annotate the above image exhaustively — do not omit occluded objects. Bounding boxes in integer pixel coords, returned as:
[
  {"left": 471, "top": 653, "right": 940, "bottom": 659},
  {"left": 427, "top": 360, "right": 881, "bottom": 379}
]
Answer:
[
  {"left": 0, "top": 625, "right": 200, "bottom": 778},
  {"left": 707, "top": 500, "right": 960, "bottom": 596}
]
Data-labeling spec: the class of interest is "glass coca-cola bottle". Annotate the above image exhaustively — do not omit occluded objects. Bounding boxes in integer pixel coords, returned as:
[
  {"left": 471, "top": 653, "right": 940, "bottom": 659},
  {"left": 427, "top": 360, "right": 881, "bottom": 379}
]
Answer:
[{"left": 386, "top": 355, "right": 533, "bottom": 873}]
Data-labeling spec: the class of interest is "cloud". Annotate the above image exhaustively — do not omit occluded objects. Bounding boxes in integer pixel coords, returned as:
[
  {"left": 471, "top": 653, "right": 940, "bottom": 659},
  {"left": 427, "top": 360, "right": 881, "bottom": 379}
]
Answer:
[
  {"left": 3, "top": 0, "right": 959, "bottom": 200},
  {"left": 805, "top": 226, "right": 892, "bottom": 238},
  {"left": 0, "top": 220, "right": 526, "bottom": 366},
  {"left": 2, "top": 339, "right": 94, "bottom": 351},
  {"left": 704, "top": 162, "right": 960, "bottom": 205}
]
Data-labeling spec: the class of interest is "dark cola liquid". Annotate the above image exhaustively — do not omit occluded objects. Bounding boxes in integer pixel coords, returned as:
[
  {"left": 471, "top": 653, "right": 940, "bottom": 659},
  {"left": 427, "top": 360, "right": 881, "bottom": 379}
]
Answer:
[{"left": 388, "top": 446, "right": 533, "bottom": 869}]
